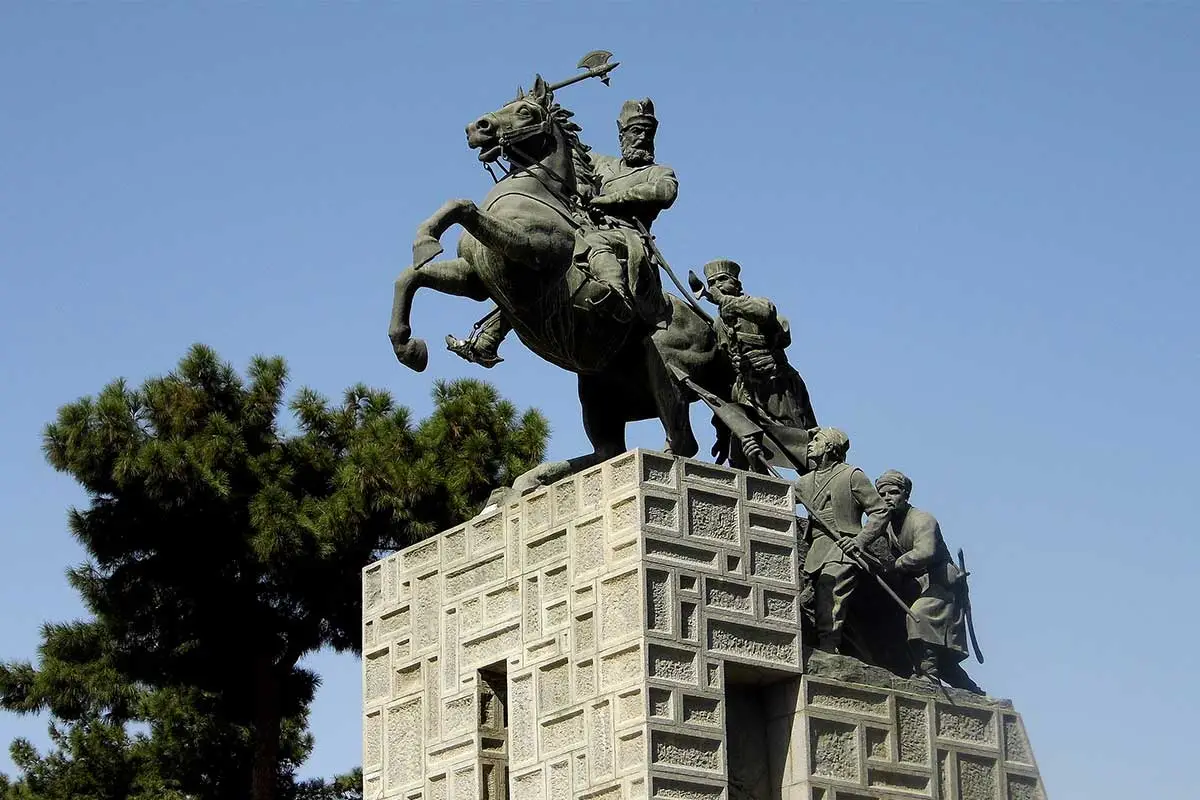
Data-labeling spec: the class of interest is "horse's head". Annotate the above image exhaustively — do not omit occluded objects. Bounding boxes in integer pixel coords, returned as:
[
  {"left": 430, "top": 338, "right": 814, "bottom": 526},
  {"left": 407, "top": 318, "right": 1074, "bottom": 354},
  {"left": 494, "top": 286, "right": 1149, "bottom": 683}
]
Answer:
[
  {"left": 465, "top": 72, "right": 592, "bottom": 183},
  {"left": 467, "top": 75, "right": 559, "bottom": 166}
]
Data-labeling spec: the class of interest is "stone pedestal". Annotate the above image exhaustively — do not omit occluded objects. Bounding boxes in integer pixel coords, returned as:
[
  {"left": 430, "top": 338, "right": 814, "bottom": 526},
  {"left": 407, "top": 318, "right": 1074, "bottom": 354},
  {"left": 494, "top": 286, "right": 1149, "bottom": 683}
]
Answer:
[{"left": 362, "top": 450, "right": 1047, "bottom": 800}]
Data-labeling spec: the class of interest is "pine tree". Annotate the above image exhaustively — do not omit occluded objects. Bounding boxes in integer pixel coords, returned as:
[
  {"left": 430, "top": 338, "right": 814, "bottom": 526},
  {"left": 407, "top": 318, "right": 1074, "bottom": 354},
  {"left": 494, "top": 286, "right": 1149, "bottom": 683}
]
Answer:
[
  {"left": 2, "top": 345, "right": 547, "bottom": 800},
  {"left": 291, "top": 768, "right": 362, "bottom": 800}
]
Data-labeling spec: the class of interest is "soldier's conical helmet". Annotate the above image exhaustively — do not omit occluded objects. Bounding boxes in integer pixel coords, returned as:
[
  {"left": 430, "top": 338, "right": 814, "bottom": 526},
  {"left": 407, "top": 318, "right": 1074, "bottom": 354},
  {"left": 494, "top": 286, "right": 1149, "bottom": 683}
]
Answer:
[
  {"left": 702, "top": 259, "right": 741, "bottom": 282},
  {"left": 618, "top": 98, "right": 657, "bottom": 131}
]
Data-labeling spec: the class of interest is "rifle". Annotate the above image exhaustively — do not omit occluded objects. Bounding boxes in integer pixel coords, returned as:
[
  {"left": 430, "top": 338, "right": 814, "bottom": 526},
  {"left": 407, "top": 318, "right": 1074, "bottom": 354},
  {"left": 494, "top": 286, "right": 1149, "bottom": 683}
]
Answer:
[
  {"left": 794, "top": 497, "right": 924, "bottom": 627},
  {"left": 673, "top": 366, "right": 923, "bottom": 628},
  {"left": 672, "top": 363, "right": 952, "bottom": 662}
]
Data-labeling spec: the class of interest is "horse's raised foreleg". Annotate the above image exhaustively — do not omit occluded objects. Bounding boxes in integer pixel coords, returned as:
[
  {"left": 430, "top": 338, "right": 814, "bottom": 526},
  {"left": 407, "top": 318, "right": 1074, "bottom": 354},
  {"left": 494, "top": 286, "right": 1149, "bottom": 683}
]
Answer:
[
  {"left": 463, "top": 205, "right": 570, "bottom": 269},
  {"left": 422, "top": 199, "right": 572, "bottom": 270},
  {"left": 388, "top": 256, "right": 487, "bottom": 372},
  {"left": 412, "top": 200, "right": 472, "bottom": 267}
]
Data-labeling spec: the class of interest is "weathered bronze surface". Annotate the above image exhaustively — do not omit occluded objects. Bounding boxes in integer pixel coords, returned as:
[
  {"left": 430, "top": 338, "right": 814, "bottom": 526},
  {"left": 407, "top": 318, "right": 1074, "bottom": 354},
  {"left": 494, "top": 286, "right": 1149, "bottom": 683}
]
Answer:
[
  {"left": 385, "top": 54, "right": 992, "bottom": 688},
  {"left": 387, "top": 74, "right": 727, "bottom": 494},
  {"left": 876, "top": 469, "right": 984, "bottom": 692}
]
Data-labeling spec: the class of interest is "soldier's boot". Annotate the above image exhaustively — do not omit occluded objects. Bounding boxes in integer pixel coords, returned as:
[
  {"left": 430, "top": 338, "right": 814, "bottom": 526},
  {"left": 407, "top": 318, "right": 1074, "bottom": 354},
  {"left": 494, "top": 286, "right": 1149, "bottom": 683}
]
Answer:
[
  {"left": 915, "top": 644, "right": 984, "bottom": 694},
  {"left": 916, "top": 644, "right": 942, "bottom": 682},
  {"left": 938, "top": 657, "right": 985, "bottom": 695}
]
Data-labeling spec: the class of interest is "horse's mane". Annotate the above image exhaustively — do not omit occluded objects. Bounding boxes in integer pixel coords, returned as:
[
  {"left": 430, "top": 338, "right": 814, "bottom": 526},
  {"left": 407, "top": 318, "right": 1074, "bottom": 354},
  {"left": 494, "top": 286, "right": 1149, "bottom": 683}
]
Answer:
[{"left": 546, "top": 98, "right": 599, "bottom": 200}]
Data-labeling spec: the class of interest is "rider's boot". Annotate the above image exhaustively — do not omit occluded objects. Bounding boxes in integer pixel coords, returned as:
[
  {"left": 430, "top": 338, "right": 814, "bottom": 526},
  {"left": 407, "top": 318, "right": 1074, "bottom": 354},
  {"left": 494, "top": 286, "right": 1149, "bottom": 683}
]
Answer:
[
  {"left": 587, "top": 250, "right": 636, "bottom": 323},
  {"left": 445, "top": 313, "right": 507, "bottom": 368},
  {"left": 445, "top": 335, "right": 503, "bottom": 368}
]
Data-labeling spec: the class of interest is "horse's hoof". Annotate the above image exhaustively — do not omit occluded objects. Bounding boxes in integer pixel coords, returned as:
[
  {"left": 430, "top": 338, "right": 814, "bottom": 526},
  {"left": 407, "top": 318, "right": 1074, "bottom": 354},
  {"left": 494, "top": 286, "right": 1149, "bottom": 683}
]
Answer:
[
  {"left": 412, "top": 236, "right": 444, "bottom": 269},
  {"left": 478, "top": 485, "right": 518, "bottom": 514},
  {"left": 393, "top": 338, "right": 429, "bottom": 372}
]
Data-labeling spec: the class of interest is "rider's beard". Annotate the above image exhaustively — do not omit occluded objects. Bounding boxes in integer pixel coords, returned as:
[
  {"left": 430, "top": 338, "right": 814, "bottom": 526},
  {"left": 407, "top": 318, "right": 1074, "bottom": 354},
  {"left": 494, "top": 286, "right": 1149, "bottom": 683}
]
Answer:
[{"left": 621, "top": 144, "right": 655, "bottom": 166}]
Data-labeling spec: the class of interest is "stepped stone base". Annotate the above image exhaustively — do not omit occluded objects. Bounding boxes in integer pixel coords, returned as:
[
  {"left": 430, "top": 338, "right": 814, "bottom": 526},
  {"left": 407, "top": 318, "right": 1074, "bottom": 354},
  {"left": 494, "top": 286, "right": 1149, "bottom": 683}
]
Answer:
[{"left": 362, "top": 450, "right": 1046, "bottom": 799}]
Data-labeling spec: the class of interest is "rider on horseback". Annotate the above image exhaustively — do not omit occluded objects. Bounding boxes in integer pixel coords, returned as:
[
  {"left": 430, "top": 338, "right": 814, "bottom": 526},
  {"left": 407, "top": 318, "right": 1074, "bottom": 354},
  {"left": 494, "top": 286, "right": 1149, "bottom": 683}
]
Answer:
[{"left": 447, "top": 98, "right": 678, "bottom": 367}]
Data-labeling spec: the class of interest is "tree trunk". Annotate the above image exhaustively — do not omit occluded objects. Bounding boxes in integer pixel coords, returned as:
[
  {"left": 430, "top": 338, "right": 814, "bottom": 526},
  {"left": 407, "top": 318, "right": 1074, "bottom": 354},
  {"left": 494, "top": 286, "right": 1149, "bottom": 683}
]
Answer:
[{"left": 251, "top": 658, "right": 281, "bottom": 800}]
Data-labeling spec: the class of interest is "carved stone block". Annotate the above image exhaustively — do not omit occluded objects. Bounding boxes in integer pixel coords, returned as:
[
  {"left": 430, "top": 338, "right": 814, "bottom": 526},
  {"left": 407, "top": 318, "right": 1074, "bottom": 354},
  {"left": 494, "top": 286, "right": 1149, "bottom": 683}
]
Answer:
[{"left": 363, "top": 450, "right": 1048, "bottom": 799}]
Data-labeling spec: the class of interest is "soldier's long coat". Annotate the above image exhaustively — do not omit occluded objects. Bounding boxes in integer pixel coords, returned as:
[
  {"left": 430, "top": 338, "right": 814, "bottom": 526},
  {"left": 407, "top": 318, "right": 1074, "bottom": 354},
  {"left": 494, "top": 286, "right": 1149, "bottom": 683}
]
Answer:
[{"left": 886, "top": 506, "right": 969, "bottom": 659}]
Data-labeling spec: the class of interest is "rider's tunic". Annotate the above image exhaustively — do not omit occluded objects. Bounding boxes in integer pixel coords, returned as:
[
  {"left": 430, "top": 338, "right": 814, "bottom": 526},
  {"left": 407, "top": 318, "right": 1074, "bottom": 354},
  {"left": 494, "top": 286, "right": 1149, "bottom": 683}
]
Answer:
[
  {"left": 459, "top": 156, "right": 679, "bottom": 358},
  {"left": 589, "top": 155, "right": 679, "bottom": 229},
  {"left": 575, "top": 156, "right": 680, "bottom": 323}
]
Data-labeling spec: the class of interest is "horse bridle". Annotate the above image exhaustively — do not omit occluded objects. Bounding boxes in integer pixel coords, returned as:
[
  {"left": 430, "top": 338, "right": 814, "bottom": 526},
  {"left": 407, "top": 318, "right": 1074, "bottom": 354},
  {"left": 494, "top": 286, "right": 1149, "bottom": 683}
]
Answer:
[
  {"left": 481, "top": 105, "right": 588, "bottom": 222},
  {"left": 497, "top": 118, "right": 552, "bottom": 150}
]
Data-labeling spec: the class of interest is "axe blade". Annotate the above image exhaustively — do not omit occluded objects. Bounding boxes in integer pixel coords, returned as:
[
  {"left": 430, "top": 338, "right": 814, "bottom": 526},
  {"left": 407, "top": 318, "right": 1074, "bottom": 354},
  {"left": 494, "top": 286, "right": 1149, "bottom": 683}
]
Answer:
[
  {"left": 577, "top": 50, "right": 613, "bottom": 70},
  {"left": 540, "top": 51, "right": 620, "bottom": 97}
]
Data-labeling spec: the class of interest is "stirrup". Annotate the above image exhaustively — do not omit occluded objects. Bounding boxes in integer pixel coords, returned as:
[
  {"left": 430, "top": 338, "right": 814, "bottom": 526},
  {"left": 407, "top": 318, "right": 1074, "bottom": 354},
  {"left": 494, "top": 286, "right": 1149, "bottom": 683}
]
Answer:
[{"left": 444, "top": 335, "right": 503, "bottom": 368}]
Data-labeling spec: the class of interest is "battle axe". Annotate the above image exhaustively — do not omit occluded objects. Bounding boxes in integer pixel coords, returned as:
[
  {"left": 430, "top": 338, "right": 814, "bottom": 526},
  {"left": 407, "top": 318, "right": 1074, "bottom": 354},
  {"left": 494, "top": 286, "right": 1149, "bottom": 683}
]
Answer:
[
  {"left": 513, "top": 51, "right": 620, "bottom": 101},
  {"left": 551, "top": 51, "right": 620, "bottom": 91}
]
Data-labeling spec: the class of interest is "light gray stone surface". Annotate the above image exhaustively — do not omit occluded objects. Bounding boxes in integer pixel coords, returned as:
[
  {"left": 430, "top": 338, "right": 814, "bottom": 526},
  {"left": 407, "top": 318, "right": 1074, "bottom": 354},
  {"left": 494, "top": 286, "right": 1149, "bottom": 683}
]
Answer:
[{"left": 363, "top": 450, "right": 1046, "bottom": 800}]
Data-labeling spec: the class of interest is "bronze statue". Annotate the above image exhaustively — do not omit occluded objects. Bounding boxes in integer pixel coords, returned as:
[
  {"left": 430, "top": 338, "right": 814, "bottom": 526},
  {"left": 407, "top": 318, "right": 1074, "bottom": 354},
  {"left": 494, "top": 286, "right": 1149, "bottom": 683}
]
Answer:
[
  {"left": 388, "top": 75, "right": 728, "bottom": 493},
  {"left": 875, "top": 470, "right": 983, "bottom": 693},
  {"left": 386, "top": 54, "right": 1009, "bottom": 686},
  {"left": 794, "top": 427, "right": 889, "bottom": 654},
  {"left": 446, "top": 97, "right": 679, "bottom": 368},
  {"left": 690, "top": 259, "right": 816, "bottom": 470}
]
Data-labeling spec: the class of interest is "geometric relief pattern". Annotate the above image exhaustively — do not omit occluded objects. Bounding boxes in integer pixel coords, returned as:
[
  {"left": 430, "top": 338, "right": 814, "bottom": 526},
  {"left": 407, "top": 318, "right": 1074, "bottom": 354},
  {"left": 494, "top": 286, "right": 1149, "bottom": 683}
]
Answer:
[
  {"left": 363, "top": 450, "right": 688, "bottom": 800},
  {"left": 638, "top": 455, "right": 803, "bottom": 800},
  {"left": 364, "top": 450, "right": 1047, "bottom": 800},
  {"left": 796, "top": 677, "right": 1047, "bottom": 800}
]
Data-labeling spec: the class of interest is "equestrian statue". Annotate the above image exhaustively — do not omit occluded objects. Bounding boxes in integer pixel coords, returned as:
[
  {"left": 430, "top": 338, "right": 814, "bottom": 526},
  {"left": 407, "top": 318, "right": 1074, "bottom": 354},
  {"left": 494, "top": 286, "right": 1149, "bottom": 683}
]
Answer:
[
  {"left": 386, "top": 60, "right": 731, "bottom": 493},
  {"left": 383, "top": 53, "right": 988, "bottom": 693}
]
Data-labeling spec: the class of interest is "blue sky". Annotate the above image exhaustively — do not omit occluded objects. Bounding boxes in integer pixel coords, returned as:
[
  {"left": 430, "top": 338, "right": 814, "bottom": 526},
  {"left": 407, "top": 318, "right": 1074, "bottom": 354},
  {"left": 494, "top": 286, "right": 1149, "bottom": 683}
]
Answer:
[{"left": 1, "top": 3, "right": 1196, "bottom": 797}]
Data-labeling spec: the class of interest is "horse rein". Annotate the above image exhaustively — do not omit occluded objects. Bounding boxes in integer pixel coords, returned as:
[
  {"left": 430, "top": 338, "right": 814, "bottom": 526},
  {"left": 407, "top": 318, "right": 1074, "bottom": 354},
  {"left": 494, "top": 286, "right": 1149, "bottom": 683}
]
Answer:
[
  {"left": 480, "top": 104, "right": 626, "bottom": 235},
  {"left": 488, "top": 143, "right": 587, "bottom": 230}
]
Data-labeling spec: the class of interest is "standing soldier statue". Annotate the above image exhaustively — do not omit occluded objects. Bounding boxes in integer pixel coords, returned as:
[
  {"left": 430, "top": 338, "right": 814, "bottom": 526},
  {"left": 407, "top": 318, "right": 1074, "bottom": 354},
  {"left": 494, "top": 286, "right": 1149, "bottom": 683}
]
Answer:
[
  {"left": 875, "top": 470, "right": 984, "bottom": 693},
  {"left": 795, "top": 427, "right": 890, "bottom": 654},
  {"left": 446, "top": 97, "right": 679, "bottom": 367},
  {"left": 691, "top": 258, "right": 817, "bottom": 470}
]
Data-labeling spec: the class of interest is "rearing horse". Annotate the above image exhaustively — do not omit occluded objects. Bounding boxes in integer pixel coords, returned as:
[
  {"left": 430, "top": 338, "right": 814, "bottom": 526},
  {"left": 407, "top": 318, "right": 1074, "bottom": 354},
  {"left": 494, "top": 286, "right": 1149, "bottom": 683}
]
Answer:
[{"left": 388, "top": 76, "right": 730, "bottom": 491}]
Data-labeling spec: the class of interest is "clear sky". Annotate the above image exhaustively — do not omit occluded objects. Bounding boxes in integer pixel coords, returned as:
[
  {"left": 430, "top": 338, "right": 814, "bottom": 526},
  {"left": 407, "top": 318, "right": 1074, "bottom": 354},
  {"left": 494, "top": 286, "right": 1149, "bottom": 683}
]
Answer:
[{"left": 1, "top": 3, "right": 1196, "bottom": 797}]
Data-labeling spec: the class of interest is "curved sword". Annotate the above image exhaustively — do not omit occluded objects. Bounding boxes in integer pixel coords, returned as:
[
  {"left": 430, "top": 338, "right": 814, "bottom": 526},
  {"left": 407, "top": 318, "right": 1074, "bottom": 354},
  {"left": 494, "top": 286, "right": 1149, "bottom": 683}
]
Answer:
[{"left": 957, "top": 547, "right": 985, "bottom": 664}]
